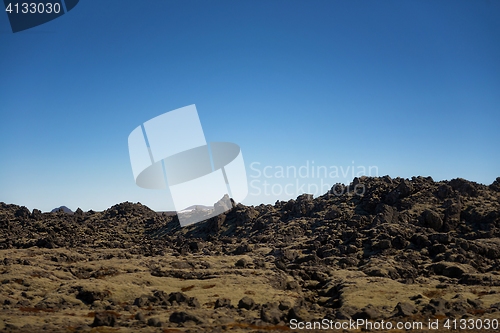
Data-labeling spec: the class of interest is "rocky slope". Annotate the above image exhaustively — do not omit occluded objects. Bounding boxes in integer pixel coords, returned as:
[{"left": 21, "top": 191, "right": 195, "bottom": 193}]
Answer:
[{"left": 0, "top": 176, "right": 499, "bottom": 332}]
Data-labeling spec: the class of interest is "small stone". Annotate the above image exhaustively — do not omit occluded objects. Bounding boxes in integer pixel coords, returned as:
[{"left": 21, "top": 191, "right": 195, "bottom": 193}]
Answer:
[
  {"left": 92, "top": 311, "right": 117, "bottom": 327},
  {"left": 235, "top": 258, "right": 248, "bottom": 267},
  {"left": 353, "top": 304, "right": 381, "bottom": 320},
  {"left": 467, "top": 298, "right": 483, "bottom": 308},
  {"left": 214, "top": 298, "right": 231, "bottom": 309},
  {"left": 279, "top": 300, "right": 292, "bottom": 311},
  {"left": 288, "top": 306, "right": 310, "bottom": 321},
  {"left": 261, "top": 303, "right": 283, "bottom": 324},
  {"left": 394, "top": 302, "right": 416, "bottom": 317},
  {"left": 169, "top": 311, "right": 203, "bottom": 324},
  {"left": 238, "top": 296, "right": 255, "bottom": 310},
  {"left": 147, "top": 317, "right": 162, "bottom": 327}
]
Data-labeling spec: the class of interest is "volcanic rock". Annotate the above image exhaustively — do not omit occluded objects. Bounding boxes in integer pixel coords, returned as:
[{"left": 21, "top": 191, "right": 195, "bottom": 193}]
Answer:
[{"left": 0, "top": 176, "right": 499, "bottom": 331}]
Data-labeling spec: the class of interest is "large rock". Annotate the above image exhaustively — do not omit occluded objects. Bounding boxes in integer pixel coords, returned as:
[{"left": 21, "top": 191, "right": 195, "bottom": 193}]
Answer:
[
  {"left": 92, "top": 311, "right": 117, "bottom": 327},
  {"left": 430, "top": 262, "right": 474, "bottom": 278},
  {"left": 261, "top": 302, "right": 284, "bottom": 324},
  {"left": 169, "top": 311, "right": 203, "bottom": 324},
  {"left": 394, "top": 302, "right": 417, "bottom": 317},
  {"left": 423, "top": 209, "right": 443, "bottom": 231},
  {"left": 238, "top": 296, "right": 256, "bottom": 310}
]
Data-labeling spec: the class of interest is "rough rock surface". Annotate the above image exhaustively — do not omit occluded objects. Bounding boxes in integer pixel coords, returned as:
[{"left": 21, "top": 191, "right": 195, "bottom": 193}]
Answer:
[{"left": 0, "top": 176, "right": 499, "bottom": 332}]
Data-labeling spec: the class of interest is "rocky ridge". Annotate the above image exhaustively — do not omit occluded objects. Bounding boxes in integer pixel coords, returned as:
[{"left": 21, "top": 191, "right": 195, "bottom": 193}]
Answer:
[{"left": 0, "top": 176, "right": 499, "bottom": 332}]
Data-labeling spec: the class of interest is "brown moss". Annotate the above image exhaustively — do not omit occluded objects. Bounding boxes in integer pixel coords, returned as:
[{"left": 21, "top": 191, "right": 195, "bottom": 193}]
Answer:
[
  {"left": 224, "top": 322, "right": 291, "bottom": 331},
  {"left": 19, "top": 307, "right": 55, "bottom": 313},
  {"left": 202, "top": 284, "right": 216, "bottom": 289},
  {"left": 468, "top": 308, "right": 487, "bottom": 315},
  {"left": 181, "top": 285, "right": 195, "bottom": 292},
  {"left": 423, "top": 289, "right": 445, "bottom": 298}
]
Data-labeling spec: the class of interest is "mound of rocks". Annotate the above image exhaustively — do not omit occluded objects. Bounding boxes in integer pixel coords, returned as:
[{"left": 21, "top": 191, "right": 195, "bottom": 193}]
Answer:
[{"left": 0, "top": 176, "right": 499, "bottom": 331}]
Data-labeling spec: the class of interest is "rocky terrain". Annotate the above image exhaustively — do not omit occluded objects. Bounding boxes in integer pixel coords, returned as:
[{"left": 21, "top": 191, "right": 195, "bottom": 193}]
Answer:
[{"left": 0, "top": 176, "right": 499, "bottom": 332}]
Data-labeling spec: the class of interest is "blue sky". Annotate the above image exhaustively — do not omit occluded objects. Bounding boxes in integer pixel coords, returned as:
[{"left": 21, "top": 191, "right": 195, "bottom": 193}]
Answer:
[{"left": 1, "top": 0, "right": 499, "bottom": 212}]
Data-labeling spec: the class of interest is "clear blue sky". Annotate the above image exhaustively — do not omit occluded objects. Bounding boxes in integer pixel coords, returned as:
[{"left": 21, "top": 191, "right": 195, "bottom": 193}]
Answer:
[{"left": 1, "top": 0, "right": 499, "bottom": 212}]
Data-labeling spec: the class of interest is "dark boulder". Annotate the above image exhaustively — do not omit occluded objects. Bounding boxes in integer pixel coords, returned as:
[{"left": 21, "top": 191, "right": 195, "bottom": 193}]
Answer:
[
  {"left": 238, "top": 296, "right": 256, "bottom": 310},
  {"left": 92, "top": 311, "right": 118, "bottom": 327}
]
